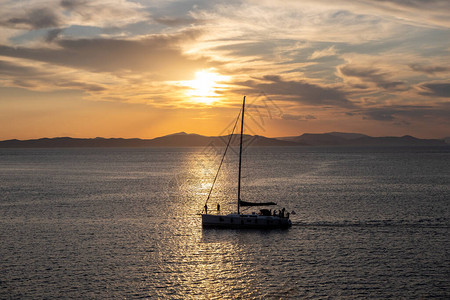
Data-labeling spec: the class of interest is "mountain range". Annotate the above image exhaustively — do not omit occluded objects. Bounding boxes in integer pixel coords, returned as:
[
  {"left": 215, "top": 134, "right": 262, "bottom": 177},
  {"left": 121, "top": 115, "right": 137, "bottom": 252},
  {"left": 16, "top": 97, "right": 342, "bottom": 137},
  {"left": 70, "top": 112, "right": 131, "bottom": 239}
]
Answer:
[{"left": 0, "top": 132, "right": 448, "bottom": 148}]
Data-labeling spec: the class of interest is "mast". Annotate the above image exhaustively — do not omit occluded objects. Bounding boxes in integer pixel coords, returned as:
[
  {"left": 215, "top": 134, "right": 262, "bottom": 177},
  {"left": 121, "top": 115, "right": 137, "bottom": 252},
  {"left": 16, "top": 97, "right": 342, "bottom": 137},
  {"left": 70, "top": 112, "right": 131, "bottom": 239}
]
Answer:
[{"left": 237, "top": 96, "right": 246, "bottom": 214}]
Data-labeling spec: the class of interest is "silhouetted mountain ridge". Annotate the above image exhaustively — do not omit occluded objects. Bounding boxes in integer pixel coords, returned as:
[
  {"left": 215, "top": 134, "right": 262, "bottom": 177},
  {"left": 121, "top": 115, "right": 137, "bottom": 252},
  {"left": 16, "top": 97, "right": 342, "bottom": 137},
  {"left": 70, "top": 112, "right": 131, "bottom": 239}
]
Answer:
[
  {"left": 278, "top": 132, "right": 447, "bottom": 146},
  {"left": 0, "top": 132, "right": 447, "bottom": 148}
]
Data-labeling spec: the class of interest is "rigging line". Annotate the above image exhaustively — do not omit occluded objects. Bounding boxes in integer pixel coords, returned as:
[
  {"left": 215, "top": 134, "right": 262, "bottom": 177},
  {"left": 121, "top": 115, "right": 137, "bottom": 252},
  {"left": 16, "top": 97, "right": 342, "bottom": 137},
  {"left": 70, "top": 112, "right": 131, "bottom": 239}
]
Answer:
[{"left": 203, "top": 109, "right": 242, "bottom": 213}]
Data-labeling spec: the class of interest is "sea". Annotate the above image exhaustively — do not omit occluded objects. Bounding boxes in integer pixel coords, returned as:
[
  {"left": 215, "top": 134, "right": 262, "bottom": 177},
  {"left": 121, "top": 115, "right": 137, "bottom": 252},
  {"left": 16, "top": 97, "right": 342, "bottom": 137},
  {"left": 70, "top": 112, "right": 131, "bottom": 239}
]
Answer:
[{"left": 0, "top": 146, "right": 449, "bottom": 299}]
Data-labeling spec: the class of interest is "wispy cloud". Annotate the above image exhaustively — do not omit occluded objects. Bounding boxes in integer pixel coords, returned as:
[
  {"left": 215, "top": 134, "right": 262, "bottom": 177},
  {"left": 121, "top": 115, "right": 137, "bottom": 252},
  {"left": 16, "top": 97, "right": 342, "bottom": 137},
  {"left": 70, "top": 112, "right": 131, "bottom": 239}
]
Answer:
[
  {"left": 338, "top": 64, "right": 406, "bottom": 91},
  {"left": 309, "top": 46, "right": 337, "bottom": 60},
  {"left": 0, "top": 30, "right": 211, "bottom": 79},
  {"left": 360, "top": 104, "right": 450, "bottom": 124},
  {"left": 3, "top": 7, "right": 60, "bottom": 30},
  {"left": 281, "top": 113, "right": 316, "bottom": 121},
  {"left": 409, "top": 63, "right": 449, "bottom": 75},
  {"left": 0, "top": 58, "right": 107, "bottom": 92},
  {"left": 418, "top": 82, "right": 450, "bottom": 97},
  {"left": 235, "top": 75, "right": 354, "bottom": 108},
  {"left": 0, "top": 0, "right": 148, "bottom": 31}
]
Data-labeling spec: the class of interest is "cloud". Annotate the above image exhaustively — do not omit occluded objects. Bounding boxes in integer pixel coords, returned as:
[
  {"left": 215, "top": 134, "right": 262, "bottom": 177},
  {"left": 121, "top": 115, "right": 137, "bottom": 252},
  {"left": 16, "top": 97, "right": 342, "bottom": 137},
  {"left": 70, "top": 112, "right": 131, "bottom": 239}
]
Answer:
[
  {"left": 281, "top": 113, "right": 316, "bottom": 121},
  {"left": 0, "top": 59, "right": 106, "bottom": 92},
  {"left": 154, "top": 16, "right": 202, "bottom": 27},
  {"left": 280, "top": 0, "right": 450, "bottom": 28},
  {"left": 418, "top": 82, "right": 450, "bottom": 97},
  {"left": 4, "top": 8, "right": 60, "bottom": 29},
  {"left": 362, "top": 108, "right": 396, "bottom": 121},
  {"left": 360, "top": 104, "right": 450, "bottom": 122},
  {"left": 0, "top": 59, "right": 46, "bottom": 77},
  {"left": 45, "top": 28, "right": 63, "bottom": 42},
  {"left": 0, "top": 30, "right": 212, "bottom": 79},
  {"left": 192, "top": 1, "right": 401, "bottom": 45},
  {"left": 236, "top": 75, "right": 354, "bottom": 108},
  {"left": 365, "top": 0, "right": 450, "bottom": 28},
  {"left": 309, "top": 46, "right": 337, "bottom": 60},
  {"left": 338, "top": 64, "right": 405, "bottom": 90},
  {"left": 55, "top": 81, "right": 106, "bottom": 92},
  {"left": 59, "top": 0, "right": 148, "bottom": 27},
  {"left": 409, "top": 63, "right": 449, "bottom": 74},
  {"left": 0, "top": 0, "right": 148, "bottom": 31},
  {"left": 60, "top": 0, "right": 85, "bottom": 10}
]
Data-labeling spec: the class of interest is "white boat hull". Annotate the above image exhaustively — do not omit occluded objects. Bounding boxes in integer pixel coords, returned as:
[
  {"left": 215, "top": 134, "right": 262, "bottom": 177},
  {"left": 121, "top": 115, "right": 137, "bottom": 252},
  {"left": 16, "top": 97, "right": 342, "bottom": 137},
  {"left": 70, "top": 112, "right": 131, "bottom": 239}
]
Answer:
[{"left": 202, "top": 213, "right": 292, "bottom": 229}]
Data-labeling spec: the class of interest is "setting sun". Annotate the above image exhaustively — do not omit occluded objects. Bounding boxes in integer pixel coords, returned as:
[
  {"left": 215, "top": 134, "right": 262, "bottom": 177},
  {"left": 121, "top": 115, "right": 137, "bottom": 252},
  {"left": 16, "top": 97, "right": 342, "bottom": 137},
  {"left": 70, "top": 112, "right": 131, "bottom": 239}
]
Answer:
[{"left": 184, "top": 70, "right": 230, "bottom": 105}]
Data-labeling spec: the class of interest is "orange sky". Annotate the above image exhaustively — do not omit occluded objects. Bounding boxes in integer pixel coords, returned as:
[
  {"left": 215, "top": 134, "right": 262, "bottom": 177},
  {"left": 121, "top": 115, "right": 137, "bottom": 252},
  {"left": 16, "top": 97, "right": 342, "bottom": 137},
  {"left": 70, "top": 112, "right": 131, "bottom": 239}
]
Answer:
[{"left": 0, "top": 0, "right": 449, "bottom": 140}]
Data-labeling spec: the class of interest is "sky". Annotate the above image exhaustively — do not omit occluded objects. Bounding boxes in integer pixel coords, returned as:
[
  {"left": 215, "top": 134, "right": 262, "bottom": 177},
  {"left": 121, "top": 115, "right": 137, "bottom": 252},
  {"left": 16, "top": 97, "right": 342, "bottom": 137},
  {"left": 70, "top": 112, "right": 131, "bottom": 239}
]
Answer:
[{"left": 0, "top": 0, "right": 449, "bottom": 140}]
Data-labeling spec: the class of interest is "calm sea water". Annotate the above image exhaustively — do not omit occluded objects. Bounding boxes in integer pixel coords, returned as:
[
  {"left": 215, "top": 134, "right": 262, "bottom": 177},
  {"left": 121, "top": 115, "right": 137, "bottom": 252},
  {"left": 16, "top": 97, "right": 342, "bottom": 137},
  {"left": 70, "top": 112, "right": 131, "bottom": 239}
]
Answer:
[{"left": 0, "top": 146, "right": 449, "bottom": 299}]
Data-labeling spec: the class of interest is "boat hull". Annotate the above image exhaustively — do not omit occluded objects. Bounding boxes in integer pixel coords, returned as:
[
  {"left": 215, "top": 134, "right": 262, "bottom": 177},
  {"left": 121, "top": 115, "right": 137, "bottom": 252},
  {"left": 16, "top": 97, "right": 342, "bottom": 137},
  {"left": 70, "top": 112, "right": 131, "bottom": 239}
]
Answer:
[{"left": 202, "top": 214, "right": 292, "bottom": 229}]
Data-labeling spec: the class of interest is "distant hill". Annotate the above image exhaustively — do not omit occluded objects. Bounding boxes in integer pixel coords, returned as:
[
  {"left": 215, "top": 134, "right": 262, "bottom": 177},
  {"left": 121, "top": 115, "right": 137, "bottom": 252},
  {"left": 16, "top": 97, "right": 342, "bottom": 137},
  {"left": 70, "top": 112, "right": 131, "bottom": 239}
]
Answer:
[
  {"left": 279, "top": 133, "right": 349, "bottom": 146},
  {"left": 0, "top": 133, "right": 297, "bottom": 148},
  {"left": 0, "top": 132, "right": 447, "bottom": 148},
  {"left": 327, "top": 132, "right": 370, "bottom": 140},
  {"left": 278, "top": 132, "right": 446, "bottom": 147},
  {"left": 278, "top": 132, "right": 369, "bottom": 144}
]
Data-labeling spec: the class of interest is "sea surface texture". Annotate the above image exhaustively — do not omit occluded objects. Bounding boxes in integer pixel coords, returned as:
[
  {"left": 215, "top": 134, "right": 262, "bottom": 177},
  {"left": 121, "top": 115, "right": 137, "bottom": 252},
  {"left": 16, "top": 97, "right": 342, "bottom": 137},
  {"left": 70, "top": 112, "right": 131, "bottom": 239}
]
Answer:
[{"left": 1, "top": 146, "right": 449, "bottom": 299}]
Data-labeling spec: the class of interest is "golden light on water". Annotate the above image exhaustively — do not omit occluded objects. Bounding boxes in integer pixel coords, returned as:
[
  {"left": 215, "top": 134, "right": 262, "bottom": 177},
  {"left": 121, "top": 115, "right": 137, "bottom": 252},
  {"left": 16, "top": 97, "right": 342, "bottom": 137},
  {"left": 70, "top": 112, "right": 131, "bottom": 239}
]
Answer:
[
  {"left": 171, "top": 150, "right": 237, "bottom": 217},
  {"left": 183, "top": 69, "right": 230, "bottom": 105}
]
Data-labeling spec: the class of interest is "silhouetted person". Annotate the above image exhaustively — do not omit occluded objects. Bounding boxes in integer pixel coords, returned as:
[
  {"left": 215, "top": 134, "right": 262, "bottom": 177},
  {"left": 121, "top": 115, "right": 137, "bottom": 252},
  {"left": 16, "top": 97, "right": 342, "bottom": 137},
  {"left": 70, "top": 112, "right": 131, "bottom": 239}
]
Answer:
[
  {"left": 204, "top": 204, "right": 208, "bottom": 214},
  {"left": 217, "top": 203, "right": 220, "bottom": 213}
]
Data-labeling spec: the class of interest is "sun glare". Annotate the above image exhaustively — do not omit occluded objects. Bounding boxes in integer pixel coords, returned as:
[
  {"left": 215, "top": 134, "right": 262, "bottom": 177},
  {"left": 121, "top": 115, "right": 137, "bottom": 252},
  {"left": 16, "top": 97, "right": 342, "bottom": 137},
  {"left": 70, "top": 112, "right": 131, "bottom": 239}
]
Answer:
[{"left": 185, "top": 70, "right": 229, "bottom": 104}]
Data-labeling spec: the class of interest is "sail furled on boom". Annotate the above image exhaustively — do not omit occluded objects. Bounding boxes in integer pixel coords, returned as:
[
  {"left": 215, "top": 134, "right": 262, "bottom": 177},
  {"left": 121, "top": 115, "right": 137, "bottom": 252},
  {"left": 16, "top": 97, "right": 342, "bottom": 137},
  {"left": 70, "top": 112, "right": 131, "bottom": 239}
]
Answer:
[{"left": 239, "top": 200, "right": 277, "bottom": 206}]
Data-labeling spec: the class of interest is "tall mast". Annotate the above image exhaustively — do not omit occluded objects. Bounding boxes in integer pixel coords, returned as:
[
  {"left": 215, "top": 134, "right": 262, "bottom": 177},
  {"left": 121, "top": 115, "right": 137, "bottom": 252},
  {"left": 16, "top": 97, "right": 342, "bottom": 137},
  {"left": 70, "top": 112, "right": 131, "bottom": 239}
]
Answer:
[{"left": 237, "top": 96, "right": 246, "bottom": 214}]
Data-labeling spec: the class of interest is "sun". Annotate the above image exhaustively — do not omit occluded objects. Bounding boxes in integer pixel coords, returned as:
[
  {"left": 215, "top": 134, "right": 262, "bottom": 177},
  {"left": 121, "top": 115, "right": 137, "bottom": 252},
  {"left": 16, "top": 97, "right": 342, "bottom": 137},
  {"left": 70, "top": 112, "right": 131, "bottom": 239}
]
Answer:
[{"left": 185, "top": 69, "right": 229, "bottom": 104}]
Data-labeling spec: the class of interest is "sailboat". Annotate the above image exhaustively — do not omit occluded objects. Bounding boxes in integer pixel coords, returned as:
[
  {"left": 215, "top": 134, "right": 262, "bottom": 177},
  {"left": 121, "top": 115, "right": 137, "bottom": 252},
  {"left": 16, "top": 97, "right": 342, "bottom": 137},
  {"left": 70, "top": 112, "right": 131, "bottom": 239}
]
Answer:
[{"left": 201, "top": 96, "right": 292, "bottom": 229}]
